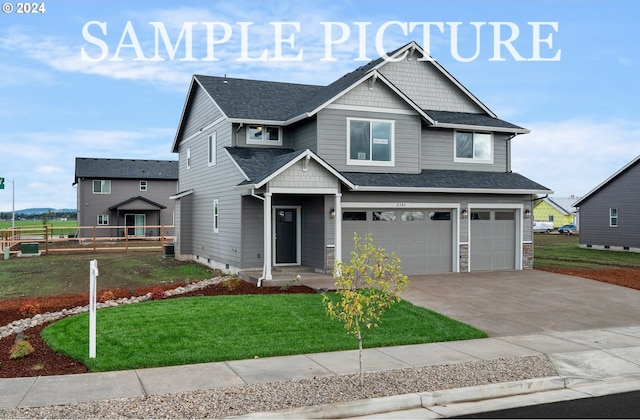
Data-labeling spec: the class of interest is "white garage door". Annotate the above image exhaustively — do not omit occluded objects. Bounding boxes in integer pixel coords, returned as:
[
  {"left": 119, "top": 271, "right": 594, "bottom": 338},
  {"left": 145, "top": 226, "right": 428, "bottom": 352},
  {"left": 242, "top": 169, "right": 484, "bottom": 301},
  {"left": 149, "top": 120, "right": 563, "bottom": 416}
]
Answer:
[
  {"left": 470, "top": 210, "right": 516, "bottom": 271},
  {"left": 342, "top": 209, "right": 453, "bottom": 274}
]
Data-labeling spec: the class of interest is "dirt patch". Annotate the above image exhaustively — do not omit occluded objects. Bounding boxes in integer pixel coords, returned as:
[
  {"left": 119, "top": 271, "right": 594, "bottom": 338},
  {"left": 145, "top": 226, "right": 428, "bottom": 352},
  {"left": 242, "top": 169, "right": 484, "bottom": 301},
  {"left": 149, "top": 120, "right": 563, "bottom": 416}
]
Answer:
[
  {"left": 0, "top": 280, "right": 316, "bottom": 378},
  {"left": 540, "top": 267, "right": 640, "bottom": 290}
]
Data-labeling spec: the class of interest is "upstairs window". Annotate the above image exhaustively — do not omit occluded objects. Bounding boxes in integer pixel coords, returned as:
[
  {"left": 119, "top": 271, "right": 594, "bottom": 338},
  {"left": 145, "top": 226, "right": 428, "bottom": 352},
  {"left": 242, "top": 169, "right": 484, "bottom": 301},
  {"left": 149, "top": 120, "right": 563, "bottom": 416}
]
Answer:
[
  {"left": 93, "top": 180, "right": 111, "bottom": 194},
  {"left": 610, "top": 208, "right": 618, "bottom": 227},
  {"left": 208, "top": 132, "right": 217, "bottom": 166},
  {"left": 140, "top": 180, "right": 147, "bottom": 191},
  {"left": 347, "top": 118, "right": 394, "bottom": 166},
  {"left": 455, "top": 131, "right": 493, "bottom": 163},
  {"left": 247, "top": 125, "right": 282, "bottom": 145}
]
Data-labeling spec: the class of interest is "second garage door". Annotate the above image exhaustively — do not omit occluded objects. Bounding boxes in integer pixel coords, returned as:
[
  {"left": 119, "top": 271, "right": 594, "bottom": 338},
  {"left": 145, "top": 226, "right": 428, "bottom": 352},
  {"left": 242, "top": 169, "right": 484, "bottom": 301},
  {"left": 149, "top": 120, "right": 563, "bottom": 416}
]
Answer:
[
  {"left": 342, "top": 209, "right": 453, "bottom": 274},
  {"left": 469, "top": 210, "right": 516, "bottom": 271}
]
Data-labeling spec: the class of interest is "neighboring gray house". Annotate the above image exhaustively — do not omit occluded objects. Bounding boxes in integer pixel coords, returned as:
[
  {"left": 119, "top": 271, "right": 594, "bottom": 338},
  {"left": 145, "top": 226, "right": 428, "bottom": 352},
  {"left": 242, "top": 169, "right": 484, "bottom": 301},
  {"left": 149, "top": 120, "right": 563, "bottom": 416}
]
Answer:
[
  {"left": 74, "top": 158, "right": 178, "bottom": 238},
  {"left": 170, "top": 41, "right": 551, "bottom": 281},
  {"left": 573, "top": 155, "right": 640, "bottom": 253}
]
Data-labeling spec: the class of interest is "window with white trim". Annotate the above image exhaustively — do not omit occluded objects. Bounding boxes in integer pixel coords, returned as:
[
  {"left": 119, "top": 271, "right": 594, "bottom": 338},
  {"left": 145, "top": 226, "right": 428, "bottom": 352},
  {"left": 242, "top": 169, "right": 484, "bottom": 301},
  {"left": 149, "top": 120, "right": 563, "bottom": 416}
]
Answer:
[
  {"left": 186, "top": 147, "right": 191, "bottom": 169},
  {"left": 208, "top": 132, "right": 217, "bottom": 166},
  {"left": 610, "top": 208, "right": 618, "bottom": 227},
  {"left": 213, "top": 199, "right": 219, "bottom": 233},
  {"left": 92, "top": 180, "right": 111, "bottom": 194},
  {"left": 347, "top": 118, "right": 394, "bottom": 166},
  {"left": 454, "top": 131, "right": 493, "bottom": 163},
  {"left": 140, "top": 180, "right": 147, "bottom": 191},
  {"left": 246, "top": 125, "right": 282, "bottom": 145},
  {"left": 97, "top": 214, "right": 109, "bottom": 225}
]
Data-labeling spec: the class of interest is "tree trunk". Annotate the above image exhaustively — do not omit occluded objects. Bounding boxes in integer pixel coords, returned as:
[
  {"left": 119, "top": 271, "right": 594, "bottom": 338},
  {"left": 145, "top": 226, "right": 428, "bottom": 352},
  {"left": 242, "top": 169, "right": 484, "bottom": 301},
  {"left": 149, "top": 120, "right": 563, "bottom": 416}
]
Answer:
[{"left": 356, "top": 318, "right": 364, "bottom": 386}]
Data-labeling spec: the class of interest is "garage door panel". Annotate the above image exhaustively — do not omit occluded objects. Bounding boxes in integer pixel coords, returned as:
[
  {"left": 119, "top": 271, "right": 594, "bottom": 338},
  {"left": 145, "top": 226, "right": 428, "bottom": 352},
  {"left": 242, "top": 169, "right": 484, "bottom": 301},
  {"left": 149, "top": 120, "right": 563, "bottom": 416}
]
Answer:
[
  {"left": 342, "top": 209, "right": 453, "bottom": 274},
  {"left": 470, "top": 211, "right": 516, "bottom": 271}
]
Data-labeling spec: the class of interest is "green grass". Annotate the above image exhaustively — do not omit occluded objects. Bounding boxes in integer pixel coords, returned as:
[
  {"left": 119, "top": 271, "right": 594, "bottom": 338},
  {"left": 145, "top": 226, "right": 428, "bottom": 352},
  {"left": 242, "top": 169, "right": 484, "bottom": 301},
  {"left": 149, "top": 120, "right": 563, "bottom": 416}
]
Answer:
[
  {"left": 0, "top": 253, "right": 213, "bottom": 300},
  {"left": 41, "top": 294, "right": 487, "bottom": 372},
  {"left": 0, "top": 219, "right": 77, "bottom": 235},
  {"left": 533, "top": 234, "right": 640, "bottom": 270}
]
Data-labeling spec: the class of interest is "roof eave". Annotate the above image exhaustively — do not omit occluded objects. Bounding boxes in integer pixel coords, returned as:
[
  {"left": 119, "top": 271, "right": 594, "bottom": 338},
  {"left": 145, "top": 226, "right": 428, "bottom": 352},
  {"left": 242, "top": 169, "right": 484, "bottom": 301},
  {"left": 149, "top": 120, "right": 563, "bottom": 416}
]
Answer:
[
  {"left": 350, "top": 186, "right": 553, "bottom": 194},
  {"left": 431, "top": 122, "right": 530, "bottom": 134}
]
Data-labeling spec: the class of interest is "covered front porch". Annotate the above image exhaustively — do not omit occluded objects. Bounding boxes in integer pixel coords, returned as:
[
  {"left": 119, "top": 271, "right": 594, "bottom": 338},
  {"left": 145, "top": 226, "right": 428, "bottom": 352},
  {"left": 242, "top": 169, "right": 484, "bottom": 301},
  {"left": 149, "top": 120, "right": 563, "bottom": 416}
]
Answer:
[{"left": 239, "top": 265, "right": 337, "bottom": 290}]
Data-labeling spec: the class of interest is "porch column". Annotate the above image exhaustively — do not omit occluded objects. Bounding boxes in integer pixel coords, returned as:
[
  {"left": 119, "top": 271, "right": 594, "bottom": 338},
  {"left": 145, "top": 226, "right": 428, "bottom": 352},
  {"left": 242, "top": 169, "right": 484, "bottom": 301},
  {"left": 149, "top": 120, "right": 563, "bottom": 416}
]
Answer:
[
  {"left": 263, "top": 192, "right": 272, "bottom": 281},
  {"left": 334, "top": 193, "right": 342, "bottom": 268}
]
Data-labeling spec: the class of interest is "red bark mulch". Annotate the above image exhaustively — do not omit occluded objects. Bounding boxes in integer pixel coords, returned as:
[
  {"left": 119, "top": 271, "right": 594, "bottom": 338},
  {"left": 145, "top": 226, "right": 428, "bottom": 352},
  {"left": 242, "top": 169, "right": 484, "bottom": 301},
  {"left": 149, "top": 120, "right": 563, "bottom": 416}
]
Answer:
[{"left": 0, "top": 280, "right": 316, "bottom": 378}]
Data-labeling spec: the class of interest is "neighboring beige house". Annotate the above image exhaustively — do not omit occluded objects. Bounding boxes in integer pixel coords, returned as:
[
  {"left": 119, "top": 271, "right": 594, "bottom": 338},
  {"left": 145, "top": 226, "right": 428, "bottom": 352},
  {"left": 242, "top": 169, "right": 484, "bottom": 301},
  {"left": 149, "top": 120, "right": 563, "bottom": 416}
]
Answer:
[
  {"left": 74, "top": 158, "right": 178, "bottom": 238},
  {"left": 170, "top": 41, "right": 551, "bottom": 280}
]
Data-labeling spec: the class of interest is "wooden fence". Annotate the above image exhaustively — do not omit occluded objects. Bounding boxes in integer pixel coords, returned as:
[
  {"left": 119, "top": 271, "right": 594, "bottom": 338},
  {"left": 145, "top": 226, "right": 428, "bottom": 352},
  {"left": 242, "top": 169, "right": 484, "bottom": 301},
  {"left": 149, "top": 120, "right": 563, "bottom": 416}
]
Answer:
[{"left": 1, "top": 225, "right": 175, "bottom": 255}]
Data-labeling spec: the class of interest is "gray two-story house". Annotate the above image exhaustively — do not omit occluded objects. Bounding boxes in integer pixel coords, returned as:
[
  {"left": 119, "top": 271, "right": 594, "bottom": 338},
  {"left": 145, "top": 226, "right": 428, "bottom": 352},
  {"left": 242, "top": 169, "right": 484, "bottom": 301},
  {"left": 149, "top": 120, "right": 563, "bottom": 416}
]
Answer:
[
  {"left": 74, "top": 158, "right": 178, "bottom": 238},
  {"left": 170, "top": 41, "right": 551, "bottom": 282}
]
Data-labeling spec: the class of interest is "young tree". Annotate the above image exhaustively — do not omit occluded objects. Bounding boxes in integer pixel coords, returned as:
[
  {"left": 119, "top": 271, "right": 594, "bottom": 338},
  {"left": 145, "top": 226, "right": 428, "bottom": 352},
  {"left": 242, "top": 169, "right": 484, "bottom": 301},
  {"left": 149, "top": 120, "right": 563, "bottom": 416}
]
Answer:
[{"left": 323, "top": 233, "right": 409, "bottom": 386}]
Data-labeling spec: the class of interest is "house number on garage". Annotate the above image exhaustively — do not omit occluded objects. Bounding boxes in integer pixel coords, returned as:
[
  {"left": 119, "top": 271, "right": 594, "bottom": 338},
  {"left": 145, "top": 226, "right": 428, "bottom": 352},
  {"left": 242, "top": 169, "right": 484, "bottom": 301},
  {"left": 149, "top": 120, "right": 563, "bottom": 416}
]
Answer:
[{"left": 396, "top": 203, "right": 407, "bottom": 207}]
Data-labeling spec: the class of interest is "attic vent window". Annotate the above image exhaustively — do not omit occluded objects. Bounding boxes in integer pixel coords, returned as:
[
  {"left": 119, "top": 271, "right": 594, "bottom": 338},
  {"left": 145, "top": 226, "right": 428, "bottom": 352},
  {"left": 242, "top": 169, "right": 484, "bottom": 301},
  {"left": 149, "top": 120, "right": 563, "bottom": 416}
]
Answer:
[{"left": 247, "top": 125, "right": 282, "bottom": 145}]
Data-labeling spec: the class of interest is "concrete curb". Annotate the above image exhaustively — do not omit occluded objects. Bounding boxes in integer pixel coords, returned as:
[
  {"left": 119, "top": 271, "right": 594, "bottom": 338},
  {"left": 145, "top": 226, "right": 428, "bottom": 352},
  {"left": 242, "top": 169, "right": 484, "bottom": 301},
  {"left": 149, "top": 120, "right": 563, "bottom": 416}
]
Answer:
[{"left": 235, "top": 376, "right": 566, "bottom": 418}]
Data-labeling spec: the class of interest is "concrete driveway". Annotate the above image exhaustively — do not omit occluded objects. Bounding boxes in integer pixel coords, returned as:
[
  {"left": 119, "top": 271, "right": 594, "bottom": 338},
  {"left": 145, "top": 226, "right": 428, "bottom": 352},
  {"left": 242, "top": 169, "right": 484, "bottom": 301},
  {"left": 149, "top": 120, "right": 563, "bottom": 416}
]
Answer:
[{"left": 402, "top": 270, "right": 640, "bottom": 337}]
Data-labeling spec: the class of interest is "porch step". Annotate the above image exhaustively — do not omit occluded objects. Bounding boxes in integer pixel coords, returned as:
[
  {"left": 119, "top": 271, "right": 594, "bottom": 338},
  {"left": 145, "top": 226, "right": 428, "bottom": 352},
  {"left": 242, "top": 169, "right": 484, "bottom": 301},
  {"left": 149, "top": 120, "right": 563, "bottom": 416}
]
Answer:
[{"left": 271, "top": 265, "right": 316, "bottom": 274}]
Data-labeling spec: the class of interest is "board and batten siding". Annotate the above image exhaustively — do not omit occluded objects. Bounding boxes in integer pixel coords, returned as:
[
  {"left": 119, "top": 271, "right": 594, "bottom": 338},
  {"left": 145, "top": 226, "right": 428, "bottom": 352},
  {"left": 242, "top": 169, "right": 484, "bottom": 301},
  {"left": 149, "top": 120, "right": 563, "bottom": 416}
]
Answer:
[
  {"left": 578, "top": 163, "right": 640, "bottom": 249},
  {"left": 378, "top": 55, "right": 484, "bottom": 114},
  {"left": 316, "top": 108, "right": 421, "bottom": 174},
  {"left": 290, "top": 118, "right": 318, "bottom": 152},
  {"left": 421, "top": 128, "right": 509, "bottom": 172}
]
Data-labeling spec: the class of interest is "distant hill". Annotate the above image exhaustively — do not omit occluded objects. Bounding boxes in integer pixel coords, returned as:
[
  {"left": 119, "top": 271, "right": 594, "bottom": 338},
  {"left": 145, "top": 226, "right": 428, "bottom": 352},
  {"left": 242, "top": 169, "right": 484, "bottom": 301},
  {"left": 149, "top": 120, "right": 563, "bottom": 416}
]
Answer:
[{"left": 13, "top": 208, "right": 76, "bottom": 216}]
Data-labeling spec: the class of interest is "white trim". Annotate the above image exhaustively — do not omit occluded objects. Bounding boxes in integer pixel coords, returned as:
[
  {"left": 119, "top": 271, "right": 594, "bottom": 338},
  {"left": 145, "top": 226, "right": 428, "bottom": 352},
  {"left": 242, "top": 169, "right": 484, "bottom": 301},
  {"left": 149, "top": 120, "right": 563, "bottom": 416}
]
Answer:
[
  {"left": 326, "top": 103, "right": 418, "bottom": 116},
  {"left": 246, "top": 125, "right": 283, "bottom": 146},
  {"left": 273, "top": 205, "right": 301, "bottom": 266},
  {"left": 351, "top": 186, "right": 552, "bottom": 194},
  {"left": 208, "top": 131, "right": 217, "bottom": 166},
  {"left": 139, "top": 180, "right": 148, "bottom": 191},
  {"left": 347, "top": 117, "right": 395, "bottom": 167},
  {"left": 269, "top": 187, "right": 339, "bottom": 194},
  {"left": 454, "top": 131, "right": 494, "bottom": 165},
  {"left": 434, "top": 122, "right": 529, "bottom": 134},
  {"left": 170, "top": 189, "right": 194, "bottom": 200},
  {"left": 213, "top": 199, "right": 219, "bottom": 234}
]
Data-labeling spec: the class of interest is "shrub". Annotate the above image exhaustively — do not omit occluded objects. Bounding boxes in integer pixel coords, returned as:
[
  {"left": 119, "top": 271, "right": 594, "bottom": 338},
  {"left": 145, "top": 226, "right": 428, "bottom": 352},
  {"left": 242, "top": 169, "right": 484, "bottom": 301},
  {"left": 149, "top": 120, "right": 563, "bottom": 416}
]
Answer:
[
  {"left": 19, "top": 301, "right": 41, "bottom": 318},
  {"left": 222, "top": 277, "right": 241, "bottom": 292},
  {"left": 10, "top": 340, "right": 35, "bottom": 359},
  {"left": 99, "top": 290, "right": 116, "bottom": 303},
  {"left": 151, "top": 287, "right": 165, "bottom": 300}
]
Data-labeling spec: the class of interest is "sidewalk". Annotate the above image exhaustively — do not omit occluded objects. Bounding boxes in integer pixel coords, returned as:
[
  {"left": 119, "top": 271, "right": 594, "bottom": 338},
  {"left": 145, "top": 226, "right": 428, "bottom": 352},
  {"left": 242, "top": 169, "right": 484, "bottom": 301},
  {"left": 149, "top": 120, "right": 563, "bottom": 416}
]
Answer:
[{"left": 2, "top": 325, "right": 640, "bottom": 416}]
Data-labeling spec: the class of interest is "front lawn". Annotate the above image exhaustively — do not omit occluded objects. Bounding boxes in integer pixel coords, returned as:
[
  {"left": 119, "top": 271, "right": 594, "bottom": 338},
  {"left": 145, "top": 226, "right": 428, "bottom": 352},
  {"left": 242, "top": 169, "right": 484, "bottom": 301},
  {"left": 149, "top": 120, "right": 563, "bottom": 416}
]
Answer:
[{"left": 42, "top": 294, "right": 487, "bottom": 372}]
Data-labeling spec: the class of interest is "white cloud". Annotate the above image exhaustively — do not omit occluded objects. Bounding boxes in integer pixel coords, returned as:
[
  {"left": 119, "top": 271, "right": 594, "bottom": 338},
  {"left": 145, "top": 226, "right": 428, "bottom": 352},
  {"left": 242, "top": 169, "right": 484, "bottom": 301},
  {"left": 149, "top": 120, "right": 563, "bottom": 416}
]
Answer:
[{"left": 512, "top": 118, "right": 640, "bottom": 198}]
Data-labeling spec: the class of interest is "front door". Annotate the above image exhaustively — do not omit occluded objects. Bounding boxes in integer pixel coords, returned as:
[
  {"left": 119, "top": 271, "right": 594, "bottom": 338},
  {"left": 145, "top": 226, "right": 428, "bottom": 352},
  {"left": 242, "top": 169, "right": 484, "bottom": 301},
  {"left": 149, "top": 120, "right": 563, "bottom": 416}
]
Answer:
[
  {"left": 125, "top": 214, "right": 146, "bottom": 237},
  {"left": 274, "top": 207, "right": 299, "bottom": 265}
]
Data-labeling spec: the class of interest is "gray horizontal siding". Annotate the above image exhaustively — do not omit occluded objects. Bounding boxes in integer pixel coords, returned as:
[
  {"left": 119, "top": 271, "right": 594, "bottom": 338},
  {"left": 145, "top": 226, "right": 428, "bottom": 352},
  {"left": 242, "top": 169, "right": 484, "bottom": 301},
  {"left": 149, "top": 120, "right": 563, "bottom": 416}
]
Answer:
[
  {"left": 317, "top": 108, "right": 421, "bottom": 173},
  {"left": 421, "top": 128, "right": 508, "bottom": 172}
]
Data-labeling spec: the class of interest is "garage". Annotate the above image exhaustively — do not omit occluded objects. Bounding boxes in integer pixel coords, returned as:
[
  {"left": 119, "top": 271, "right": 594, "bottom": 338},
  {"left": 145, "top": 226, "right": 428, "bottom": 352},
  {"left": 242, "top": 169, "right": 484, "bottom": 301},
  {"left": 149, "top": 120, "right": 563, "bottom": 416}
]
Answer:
[
  {"left": 341, "top": 208, "right": 454, "bottom": 274},
  {"left": 469, "top": 210, "right": 517, "bottom": 271}
]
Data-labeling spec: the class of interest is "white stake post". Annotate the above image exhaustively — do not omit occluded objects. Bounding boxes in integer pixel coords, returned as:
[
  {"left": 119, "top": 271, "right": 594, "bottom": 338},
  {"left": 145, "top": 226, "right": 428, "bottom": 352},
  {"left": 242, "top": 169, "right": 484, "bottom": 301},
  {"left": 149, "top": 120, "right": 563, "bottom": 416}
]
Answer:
[{"left": 89, "top": 259, "right": 98, "bottom": 358}]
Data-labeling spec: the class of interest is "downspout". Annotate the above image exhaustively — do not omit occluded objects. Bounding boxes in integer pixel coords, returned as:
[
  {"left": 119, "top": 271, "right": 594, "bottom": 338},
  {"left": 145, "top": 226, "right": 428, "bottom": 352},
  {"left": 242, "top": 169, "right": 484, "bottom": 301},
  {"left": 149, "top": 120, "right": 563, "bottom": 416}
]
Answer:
[
  {"left": 250, "top": 189, "right": 267, "bottom": 286},
  {"left": 234, "top": 123, "right": 243, "bottom": 146},
  {"left": 506, "top": 133, "right": 517, "bottom": 173}
]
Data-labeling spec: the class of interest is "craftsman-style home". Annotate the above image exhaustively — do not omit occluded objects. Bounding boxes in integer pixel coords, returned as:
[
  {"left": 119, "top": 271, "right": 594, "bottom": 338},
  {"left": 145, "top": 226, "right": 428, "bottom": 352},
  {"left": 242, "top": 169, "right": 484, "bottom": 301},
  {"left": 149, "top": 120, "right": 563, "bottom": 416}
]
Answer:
[{"left": 170, "top": 41, "right": 551, "bottom": 282}]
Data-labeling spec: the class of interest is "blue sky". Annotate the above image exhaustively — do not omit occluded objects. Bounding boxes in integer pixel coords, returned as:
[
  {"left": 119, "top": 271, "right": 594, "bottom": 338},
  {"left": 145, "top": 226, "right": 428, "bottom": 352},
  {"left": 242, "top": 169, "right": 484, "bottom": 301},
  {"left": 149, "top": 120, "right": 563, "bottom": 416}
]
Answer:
[{"left": 1, "top": 0, "right": 639, "bottom": 212}]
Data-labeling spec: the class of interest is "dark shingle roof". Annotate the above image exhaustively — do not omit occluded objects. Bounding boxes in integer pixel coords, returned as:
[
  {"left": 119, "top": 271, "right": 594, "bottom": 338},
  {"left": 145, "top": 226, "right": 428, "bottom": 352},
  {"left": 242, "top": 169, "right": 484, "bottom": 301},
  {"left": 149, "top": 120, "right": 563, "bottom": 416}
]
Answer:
[
  {"left": 75, "top": 158, "right": 178, "bottom": 180},
  {"left": 424, "top": 110, "right": 526, "bottom": 131},
  {"left": 224, "top": 147, "right": 306, "bottom": 184},
  {"left": 343, "top": 170, "right": 551, "bottom": 192},
  {"left": 195, "top": 76, "right": 323, "bottom": 121},
  {"left": 108, "top": 196, "right": 166, "bottom": 210}
]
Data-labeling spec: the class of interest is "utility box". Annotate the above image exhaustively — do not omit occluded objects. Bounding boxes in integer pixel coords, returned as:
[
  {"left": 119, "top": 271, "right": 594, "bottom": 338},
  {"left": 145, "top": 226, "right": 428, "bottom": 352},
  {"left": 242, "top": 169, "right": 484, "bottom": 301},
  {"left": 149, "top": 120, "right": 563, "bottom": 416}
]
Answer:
[
  {"left": 163, "top": 244, "right": 175, "bottom": 258},
  {"left": 18, "top": 243, "right": 41, "bottom": 257}
]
